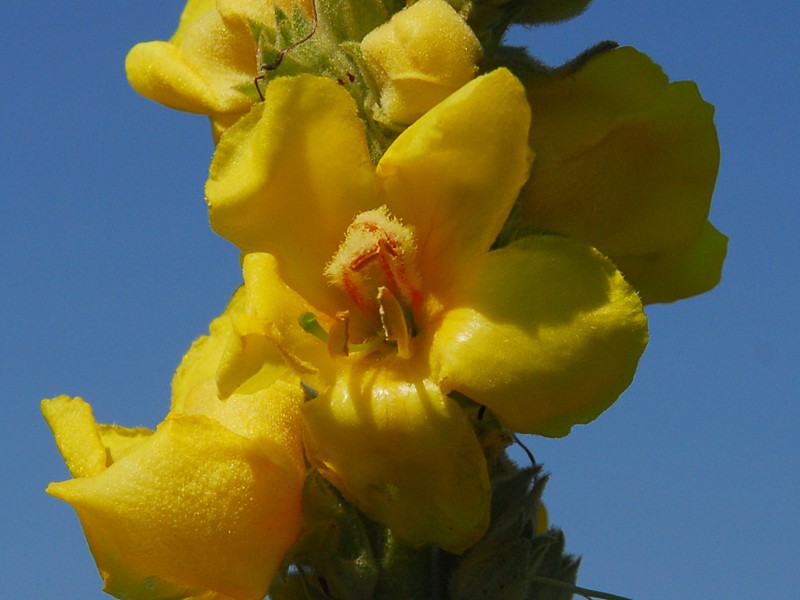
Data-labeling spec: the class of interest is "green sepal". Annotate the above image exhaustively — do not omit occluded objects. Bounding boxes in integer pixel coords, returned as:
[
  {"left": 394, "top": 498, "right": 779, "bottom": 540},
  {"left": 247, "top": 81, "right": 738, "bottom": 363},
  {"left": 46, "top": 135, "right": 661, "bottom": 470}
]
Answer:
[
  {"left": 447, "top": 465, "right": 588, "bottom": 599},
  {"left": 526, "top": 530, "right": 581, "bottom": 600},
  {"left": 245, "top": 5, "right": 397, "bottom": 162},
  {"left": 315, "top": 0, "right": 394, "bottom": 43},
  {"left": 268, "top": 573, "right": 332, "bottom": 600},
  {"left": 455, "top": 0, "right": 530, "bottom": 59},
  {"left": 251, "top": 5, "right": 346, "bottom": 84},
  {"left": 443, "top": 0, "right": 592, "bottom": 57},
  {"left": 448, "top": 466, "right": 555, "bottom": 599},
  {"left": 338, "top": 40, "right": 400, "bottom": 160},
  {"left": 372, "top": 529, "right": 433, "bottom": 600},
  {"left": 490, "top": 39, "right": 619, "bottom": 82},
  {"left": 513, "top": 0, "right": 593, "bottom": 25},
  {"left": 270, "top": 471, "right": 380, "bottom": 599}
]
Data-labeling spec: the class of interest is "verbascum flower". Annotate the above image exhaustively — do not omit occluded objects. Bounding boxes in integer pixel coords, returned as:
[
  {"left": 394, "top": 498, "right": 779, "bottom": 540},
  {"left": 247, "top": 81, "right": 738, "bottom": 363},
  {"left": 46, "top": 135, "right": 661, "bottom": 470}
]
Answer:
[
  {"left": 361, "top": 0, "right": 483, "bottom": 126},
  {"left": 204, "top": 69, "right": 648, "bottom": 552},
  {"left": 42, "top": 291, "right": 306, "bottom": 600},
  {"left": 517, "top": 46, "right": 726, "bottom": 303},
  {"left": 126, "top": 0, "right": 312, "bottom": 139}
]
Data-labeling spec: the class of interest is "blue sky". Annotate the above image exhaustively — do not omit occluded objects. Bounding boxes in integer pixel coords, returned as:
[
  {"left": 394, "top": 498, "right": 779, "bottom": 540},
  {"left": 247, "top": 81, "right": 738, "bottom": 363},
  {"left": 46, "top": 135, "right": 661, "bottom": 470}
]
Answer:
[{"left": 2, "top": 1, "right": 797, "bottom": 598}]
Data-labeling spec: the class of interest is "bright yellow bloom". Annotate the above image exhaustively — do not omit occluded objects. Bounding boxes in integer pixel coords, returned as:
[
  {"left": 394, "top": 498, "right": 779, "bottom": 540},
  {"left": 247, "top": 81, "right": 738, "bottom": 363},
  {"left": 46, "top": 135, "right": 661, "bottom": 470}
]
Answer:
[
  {"left": 519, "top": 46, "right": 726, "bottom": 303},
  {"left": 125, "top": 0, "right": 311, "bottom": 139},
  {"left": 205, "top": 69, "right": 648, "bottom": 552},
  {"left": 361, "top": 0, "right": 482, "bottom": 125},
  {"left": 42, "top": 293, "right": 306, "bottom": 600}
]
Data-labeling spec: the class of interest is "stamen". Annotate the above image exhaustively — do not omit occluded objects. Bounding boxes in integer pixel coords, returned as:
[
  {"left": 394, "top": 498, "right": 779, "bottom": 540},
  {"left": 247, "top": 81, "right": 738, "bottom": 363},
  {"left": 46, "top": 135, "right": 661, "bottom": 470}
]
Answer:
[
  {"left": 378, "top": 287, "right": 412, "bottom": 359},
  {"left": 298, "top": 312, "right": 384, "bottom": 356},
  {"left": 327, "top": 312, "right": 350, "bottom": 357}
]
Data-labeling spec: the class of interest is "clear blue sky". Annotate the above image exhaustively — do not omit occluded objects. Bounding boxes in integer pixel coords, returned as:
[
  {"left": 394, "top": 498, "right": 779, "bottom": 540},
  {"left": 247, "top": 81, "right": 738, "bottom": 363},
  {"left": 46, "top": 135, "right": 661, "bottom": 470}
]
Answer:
[{"left": 2, "top": 2, "right": 797, "bottom": 598}]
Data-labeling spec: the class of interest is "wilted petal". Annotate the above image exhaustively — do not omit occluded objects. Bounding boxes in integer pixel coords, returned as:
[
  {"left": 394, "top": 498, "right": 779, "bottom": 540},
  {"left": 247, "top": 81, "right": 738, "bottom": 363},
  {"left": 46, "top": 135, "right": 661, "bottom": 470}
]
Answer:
[
  {"left": 430, "top": 235, "right": 648, "bottom": 437},
  {"left": 302, "top": 360, "right": 490, "bottom": 553}
]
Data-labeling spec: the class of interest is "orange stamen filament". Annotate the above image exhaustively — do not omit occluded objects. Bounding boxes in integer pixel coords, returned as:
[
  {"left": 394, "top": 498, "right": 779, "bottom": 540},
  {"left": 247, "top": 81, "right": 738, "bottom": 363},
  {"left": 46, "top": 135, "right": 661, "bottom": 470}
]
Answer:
[{"left": 327, "top": 312, "right": 350, "bottom": 357}]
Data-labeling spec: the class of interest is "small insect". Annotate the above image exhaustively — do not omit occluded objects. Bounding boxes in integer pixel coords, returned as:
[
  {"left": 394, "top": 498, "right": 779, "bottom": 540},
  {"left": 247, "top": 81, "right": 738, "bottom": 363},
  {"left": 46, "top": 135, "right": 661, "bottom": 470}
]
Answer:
[
  {"left": 300, "top": 381, "right": 319, "bottom": 400},
  {"left": 254, "top": 0, "right": 319, "bottom": 100}
]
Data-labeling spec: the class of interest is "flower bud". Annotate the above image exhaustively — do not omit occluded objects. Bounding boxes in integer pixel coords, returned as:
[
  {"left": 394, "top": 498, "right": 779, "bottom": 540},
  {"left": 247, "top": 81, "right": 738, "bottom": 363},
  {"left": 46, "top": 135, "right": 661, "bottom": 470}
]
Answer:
[
  {"left": 126, "top": 0, "right": 312, "bottom": 140},
  {"left": 361, "top": 0, "right": 482, "bottom": 125}
]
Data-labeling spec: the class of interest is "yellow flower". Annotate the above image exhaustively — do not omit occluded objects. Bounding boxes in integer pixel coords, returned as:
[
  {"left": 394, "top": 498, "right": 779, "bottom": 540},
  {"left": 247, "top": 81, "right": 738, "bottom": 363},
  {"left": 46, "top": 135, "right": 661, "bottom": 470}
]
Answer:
[
  {"left": 205, "top": 69, "right": 648, "bottom": 552},
  {"left": 518, "top": 46, "right": 726, "bottom": 303},
  {"left": 126, "top": 0, "right": 312, "bottom": 139},
  {"left": 42, "top": 292, "right": 306, "bottom": 600},
  {"left": 361, "top": 0, "right": 483, "bottom": 125}
]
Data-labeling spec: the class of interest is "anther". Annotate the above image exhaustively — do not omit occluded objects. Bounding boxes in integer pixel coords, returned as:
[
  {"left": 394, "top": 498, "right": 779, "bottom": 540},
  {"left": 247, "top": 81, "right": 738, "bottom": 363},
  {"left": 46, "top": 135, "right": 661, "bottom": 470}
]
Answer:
[
  {"left": 327, "top": 312, "right": 350, "bottom": 357},
  {"left": 298, "top": 312, "right": 383, "bottom": 356},
  {"left": 378, "top": 287, "right": 412, "bottom": 359}
]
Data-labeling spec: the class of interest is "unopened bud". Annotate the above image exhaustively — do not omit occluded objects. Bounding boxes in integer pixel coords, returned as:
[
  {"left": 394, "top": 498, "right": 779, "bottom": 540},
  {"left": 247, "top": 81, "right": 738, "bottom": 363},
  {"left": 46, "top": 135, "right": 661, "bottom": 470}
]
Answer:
[{"left": 361, "top": 0, "right": 482, "bottom": 125}]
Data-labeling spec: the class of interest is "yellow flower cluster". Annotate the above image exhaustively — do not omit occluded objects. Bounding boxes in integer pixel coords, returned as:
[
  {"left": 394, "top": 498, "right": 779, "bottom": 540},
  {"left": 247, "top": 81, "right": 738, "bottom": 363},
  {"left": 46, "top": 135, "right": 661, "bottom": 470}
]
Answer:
[{"left": 44, "top": 0, "right": 725, "bottom": 598}]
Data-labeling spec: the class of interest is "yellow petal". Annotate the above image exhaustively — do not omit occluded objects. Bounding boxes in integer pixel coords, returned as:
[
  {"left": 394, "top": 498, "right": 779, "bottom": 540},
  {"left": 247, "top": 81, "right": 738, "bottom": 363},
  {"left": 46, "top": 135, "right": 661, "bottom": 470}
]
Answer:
[
  {"left": 180, "top": 377, "right": 307, "bottom": 478},
  {"left": 361, "top": 0, "right": 482, "bottom": 125},
  {"left": 237, "top": 252, "right": 338, "bottom": 384},
  {"left": 519, "top": 47, "right": 721, "bottom": 298},
  {"left": 47, "top": 415, "right": 303, "bottom": 600},
  {"left": 96, "top": 424, "right": 154, "bottom": 465},
  {"left": 614, "top": 221, "right": 728, "bottom": 304},
  {"left": 302, "top": 360, "right": 490, "bottom": 553},
  {"left": 171, "top": 0, "right": 216, "bottom": 46},
  {"left": 171, "top": 288, "right": 248, "bottom": 411},
  {"left": 41, "top": 396, "right": 108, "bottom": 478},
  {"left": 430, "top": 235, "right": 648, "bottom": 436},
  {"left": 169, "top": 283, "right": 308, "bottom": 477},
  {"left": 206, "top": 76, "right": 377, "bottom": 313},
  {"left": 377, "top": 68, "right": 532, "bottom": 300}
]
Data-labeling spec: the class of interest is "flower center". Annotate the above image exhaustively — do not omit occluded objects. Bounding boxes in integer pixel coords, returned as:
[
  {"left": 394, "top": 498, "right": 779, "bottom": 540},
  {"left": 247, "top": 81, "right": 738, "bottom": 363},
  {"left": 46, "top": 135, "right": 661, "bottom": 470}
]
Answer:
[{"left": 309, "top": 206, "right": 422, "bottom": 358}]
